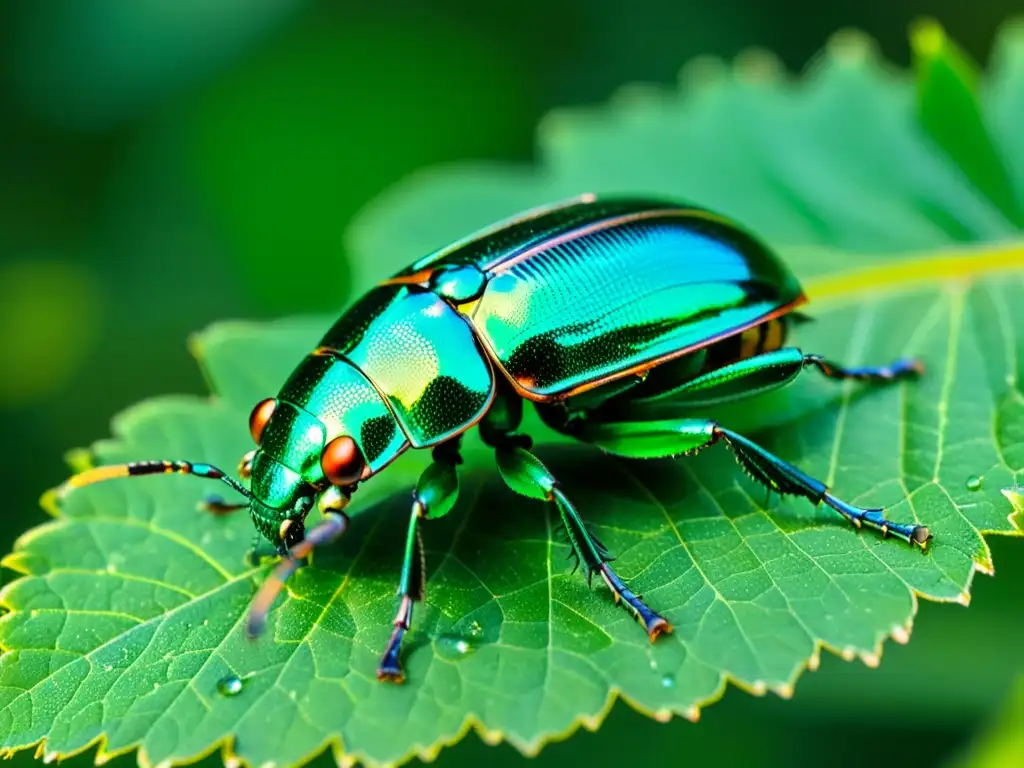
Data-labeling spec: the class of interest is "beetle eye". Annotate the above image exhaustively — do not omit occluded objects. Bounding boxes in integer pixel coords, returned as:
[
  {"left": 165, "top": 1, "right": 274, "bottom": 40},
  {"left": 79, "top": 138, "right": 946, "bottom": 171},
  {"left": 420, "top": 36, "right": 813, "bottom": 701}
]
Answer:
[
  {"left": 249, "top": 398, "right": 276, "bottom": 444},
  {"left": 321, "top": 436, "right": 365, "bottom": 486}
]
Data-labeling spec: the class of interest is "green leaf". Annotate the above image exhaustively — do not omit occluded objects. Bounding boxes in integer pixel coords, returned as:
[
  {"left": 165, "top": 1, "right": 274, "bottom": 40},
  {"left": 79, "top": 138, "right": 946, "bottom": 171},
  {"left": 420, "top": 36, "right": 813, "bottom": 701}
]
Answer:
[
  {"left": 3, "top": 20, "right": 1024, "bottom": 768},
  {"left": 961, "top": 681, "right": 1024, "bottom": 768},
  {"left": 911, "top": 18, "right": 1023, "bottom": 228}
]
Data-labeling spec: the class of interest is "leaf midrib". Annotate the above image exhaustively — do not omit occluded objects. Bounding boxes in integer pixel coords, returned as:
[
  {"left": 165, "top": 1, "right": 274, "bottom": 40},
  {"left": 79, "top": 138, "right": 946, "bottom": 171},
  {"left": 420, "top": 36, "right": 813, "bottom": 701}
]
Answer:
[{"left": 805, "top": 240, "right": 1024, "bottom": 302}]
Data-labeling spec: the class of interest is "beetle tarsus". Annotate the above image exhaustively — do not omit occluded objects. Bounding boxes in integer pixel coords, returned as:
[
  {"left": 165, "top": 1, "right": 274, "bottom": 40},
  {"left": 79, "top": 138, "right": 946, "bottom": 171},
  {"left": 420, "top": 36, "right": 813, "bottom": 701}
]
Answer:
[
  {"left": 598, "top": 563, "right": 672, "bottom": 640},
  {"left": 377, "top": 596, "right": 413, "bottom": 684},
  {"left": 822, "top": 492, "right": 931, "bottom": 549},
  {"left": 804, "top": 354, "right": 925, "bottom": 382}
]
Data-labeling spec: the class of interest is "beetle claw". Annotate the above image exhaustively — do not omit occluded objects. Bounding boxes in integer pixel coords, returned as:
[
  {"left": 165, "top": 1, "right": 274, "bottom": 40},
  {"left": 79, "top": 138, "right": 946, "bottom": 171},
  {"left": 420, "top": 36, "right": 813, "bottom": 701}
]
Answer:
[{"left": 376, "top": 666, "right": 406, "bottom": 684}]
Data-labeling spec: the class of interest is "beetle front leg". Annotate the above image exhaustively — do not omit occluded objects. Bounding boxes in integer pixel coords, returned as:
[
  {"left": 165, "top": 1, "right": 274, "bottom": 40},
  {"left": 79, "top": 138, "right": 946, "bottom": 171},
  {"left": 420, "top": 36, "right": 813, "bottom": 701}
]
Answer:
[
  {"left": 580, "top": 418, "right": 931, "bottom": 548},
  {"left": 376, "top": 500, "right": 426, "bottom": 683},
  {"left": 494, "top": 443, "right": 672, "bottom": 641},
  {"left": 378, "top": 440, "right": 462, "bottom": 683},
  {"left": 246, "top": 509, "right": 350, "bottom": 637}
]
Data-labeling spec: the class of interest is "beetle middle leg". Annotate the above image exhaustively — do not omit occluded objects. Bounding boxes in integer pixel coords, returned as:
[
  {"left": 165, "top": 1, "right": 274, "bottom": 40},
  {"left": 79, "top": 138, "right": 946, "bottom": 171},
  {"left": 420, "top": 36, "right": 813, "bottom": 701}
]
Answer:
[
  {"left": 493, "top": 443, "right": 671, "bottom": 639},
  {"left": 377, "top": 438, "right": 462, "bottom": 683},
  {"left": 482, "top": 385, "right": 671, "bottom": 640}
]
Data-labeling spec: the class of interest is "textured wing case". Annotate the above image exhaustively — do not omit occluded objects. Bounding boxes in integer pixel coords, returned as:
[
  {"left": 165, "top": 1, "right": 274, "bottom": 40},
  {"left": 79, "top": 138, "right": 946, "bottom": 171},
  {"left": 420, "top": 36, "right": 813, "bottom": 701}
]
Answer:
[
  {"left": 394, "top": 195, "right": 684, "bottom": 277},
  {"left": 465, "top": 209, "right": 805, "bottom": 400}
]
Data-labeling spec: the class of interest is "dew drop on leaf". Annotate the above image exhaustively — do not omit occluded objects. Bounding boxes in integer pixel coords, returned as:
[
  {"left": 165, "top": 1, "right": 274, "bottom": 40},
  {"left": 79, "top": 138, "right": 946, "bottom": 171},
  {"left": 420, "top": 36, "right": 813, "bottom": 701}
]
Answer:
[
  {"left": 966, "top": 475, "right": 983, "bottom": 491},
  {"left": 434, "top": 634, "right": 476, "bottom": 661},
  {"left": 217, "top": 674, "right": 244, "bottom": 697},
  {"left": 661, "top": 674, "right": 675, "bottom": 689},
  {"left": 468, "top": 620, "right": 483, "bottom": 637}
]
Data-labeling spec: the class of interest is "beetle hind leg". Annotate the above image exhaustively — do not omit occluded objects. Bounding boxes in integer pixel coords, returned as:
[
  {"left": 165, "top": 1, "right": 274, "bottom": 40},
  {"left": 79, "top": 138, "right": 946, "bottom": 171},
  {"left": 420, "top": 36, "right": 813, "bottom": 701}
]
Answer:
[
  {"left": 804, "top": 354, "right": 924, "bottom": 383},
  {"left": 578, "top": 417, "right": 931, "bottom": 549}
]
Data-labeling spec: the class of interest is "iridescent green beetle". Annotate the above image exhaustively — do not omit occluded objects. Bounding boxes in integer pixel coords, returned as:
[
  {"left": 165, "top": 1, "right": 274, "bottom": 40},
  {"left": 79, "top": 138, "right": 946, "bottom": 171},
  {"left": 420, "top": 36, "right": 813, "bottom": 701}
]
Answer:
[{"left": 67, "top": 194, "right": 930, "bottom": 683}]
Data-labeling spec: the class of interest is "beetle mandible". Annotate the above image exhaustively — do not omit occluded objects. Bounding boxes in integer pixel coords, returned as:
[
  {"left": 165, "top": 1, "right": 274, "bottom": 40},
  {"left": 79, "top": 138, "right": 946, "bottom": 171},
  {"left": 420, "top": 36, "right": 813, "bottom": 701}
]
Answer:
[{"left": 66, "top": 195, "right": 930, "bottom": 683}]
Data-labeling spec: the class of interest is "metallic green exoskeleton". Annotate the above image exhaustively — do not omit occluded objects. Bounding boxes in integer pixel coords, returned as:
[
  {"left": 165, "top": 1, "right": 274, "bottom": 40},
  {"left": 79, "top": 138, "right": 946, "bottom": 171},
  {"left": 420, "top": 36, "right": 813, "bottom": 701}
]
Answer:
[{"left": 66, "top": 194, "right": 930, "bottom": 683}]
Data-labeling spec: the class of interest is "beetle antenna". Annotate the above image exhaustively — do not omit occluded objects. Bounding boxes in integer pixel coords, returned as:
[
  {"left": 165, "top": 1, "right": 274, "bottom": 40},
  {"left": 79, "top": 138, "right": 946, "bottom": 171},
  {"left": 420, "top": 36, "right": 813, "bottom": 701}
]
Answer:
[{"left": 61, "top": 460, "right": 253, "bottom": 501}]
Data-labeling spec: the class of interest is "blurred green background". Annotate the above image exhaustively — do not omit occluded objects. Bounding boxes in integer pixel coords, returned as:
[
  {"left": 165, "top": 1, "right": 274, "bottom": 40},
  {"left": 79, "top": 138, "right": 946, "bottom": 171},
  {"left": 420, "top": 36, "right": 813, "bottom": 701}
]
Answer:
[{"left": 1, "top": 1, "right": 1022, "bottom": 767}]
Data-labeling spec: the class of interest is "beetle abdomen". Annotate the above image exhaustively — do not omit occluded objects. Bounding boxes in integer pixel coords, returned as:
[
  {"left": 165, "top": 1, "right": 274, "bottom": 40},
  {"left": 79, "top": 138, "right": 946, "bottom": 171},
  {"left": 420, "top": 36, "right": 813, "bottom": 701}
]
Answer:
[{"left": 467, "top": 209, "right": 804, "bottom": 400}]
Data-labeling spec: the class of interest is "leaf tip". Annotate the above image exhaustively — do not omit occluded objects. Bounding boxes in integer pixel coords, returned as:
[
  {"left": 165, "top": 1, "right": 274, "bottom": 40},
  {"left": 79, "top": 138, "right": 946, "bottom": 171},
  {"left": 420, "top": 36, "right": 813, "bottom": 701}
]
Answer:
[
  {"left": 825, "top": 28, "right": 878, "bottom": 66},
  {"left": 478, "top": 728, "right": 505, "bottom": 746},
  {"left": 859, "top": 651, "right": 881, "bottom": 669},
  {"left": 733, "top": 48, "right": 785, "bottom": 83},
  {"left": 1001, "top": 488, "right": 1024, "bottom": 532},
  {"left": 890, "top": 624, "right": 911, "bottom": 644},
  {"left": 39, "top": 487, "right": 61, "bottom": 518},
  {"left": 910, "top": 17, "right": 947, "bottom": 59},
  {"left": 186, "top": 329, "right": 209, "bottom": 367},
  {"left": 63, "top": 447, "right": 94, "bottom": 474},
  {"left": 683, "top": 705, "right": 700, "bottom": 723},
  {"left": 677, "top": 55, "right": 728, "bottom": 92},
  {"left": 773, "top": 683, "right": 795, "bottom": 699}
]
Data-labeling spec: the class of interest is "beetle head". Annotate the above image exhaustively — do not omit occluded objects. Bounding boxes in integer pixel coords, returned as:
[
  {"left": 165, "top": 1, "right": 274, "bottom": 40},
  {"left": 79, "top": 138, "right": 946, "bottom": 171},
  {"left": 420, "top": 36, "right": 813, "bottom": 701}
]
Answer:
[{"left": 246, "top": 397, "right": 363, "bottom": 548}]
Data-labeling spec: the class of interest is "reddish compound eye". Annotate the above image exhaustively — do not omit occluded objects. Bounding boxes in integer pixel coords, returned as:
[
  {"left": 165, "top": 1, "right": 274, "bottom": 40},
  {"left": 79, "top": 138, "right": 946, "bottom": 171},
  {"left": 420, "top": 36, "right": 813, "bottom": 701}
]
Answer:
[
  {"left": 249, "top": 398, "right": 276, "bottom": 444},
  {"left": 321, "top": 436, "right": 365, "bottom": 486}
]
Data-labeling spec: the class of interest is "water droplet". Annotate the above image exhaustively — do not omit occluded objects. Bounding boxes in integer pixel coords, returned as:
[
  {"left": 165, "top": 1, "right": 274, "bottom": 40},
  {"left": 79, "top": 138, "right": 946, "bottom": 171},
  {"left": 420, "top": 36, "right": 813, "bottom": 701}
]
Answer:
[
  {"left": 434, "top": 634, "right": 476, "bottom": 661},
  {"left": 966, "top": 475, "right": 983, "bottom": 491},
  {"left": 103, "top": 664, "right": 113, "bottom": 672},
  {"left": 217, "top": 675, "right": 244, "bottom": 697},
  {"left": 468, "top": 621, "right": 483, "bottom": 637},
  {"left": 660, "top": 674, "right": 675, "bottom": 689}
]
